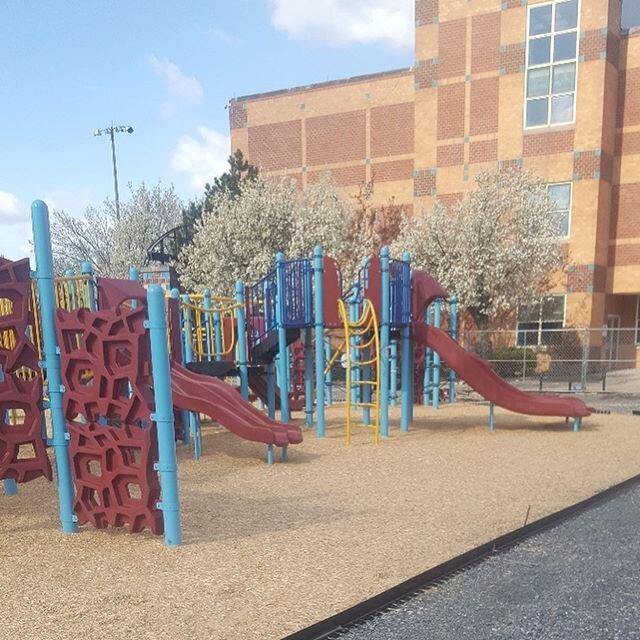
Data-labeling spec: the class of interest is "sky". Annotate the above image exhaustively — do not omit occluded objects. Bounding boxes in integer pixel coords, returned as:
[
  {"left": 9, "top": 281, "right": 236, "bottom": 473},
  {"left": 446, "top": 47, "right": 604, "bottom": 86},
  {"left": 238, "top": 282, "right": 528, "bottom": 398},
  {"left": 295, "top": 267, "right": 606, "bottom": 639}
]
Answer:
[{"left": 1, "top": 1, "right": 639, "bottom": 261}]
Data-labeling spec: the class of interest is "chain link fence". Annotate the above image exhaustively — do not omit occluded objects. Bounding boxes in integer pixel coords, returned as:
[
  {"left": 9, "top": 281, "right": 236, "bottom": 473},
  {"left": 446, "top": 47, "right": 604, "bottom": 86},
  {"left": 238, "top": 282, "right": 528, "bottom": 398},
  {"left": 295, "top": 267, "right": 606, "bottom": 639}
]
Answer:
[{"left": 462, "top": 328, "right": 639, "bottom": 393}]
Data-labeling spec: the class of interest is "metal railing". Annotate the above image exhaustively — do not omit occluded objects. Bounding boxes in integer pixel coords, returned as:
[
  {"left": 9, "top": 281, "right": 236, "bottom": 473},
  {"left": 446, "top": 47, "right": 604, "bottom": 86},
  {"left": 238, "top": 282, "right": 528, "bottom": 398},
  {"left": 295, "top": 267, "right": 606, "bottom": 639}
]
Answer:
[{"left": 462, "top": 327, "right": 639, "bottom": 392}]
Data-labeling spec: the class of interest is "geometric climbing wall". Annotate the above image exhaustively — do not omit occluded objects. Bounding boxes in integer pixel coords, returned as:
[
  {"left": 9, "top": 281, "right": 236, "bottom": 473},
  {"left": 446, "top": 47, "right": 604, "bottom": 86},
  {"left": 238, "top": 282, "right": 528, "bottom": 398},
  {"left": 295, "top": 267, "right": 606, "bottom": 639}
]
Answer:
[
  {"left": 55, "top": 281, "right": 162, "bottom": 534},
  {"left": 0, "top": 257, "right": 51, "bottom": 484}
]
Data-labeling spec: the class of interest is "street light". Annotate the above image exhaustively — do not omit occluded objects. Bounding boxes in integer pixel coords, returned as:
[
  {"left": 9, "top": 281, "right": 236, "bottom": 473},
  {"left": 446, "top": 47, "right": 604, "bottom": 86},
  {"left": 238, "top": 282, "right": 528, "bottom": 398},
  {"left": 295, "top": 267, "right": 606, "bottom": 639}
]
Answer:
[{"left": 93, "top": 123, "right": 134, "bottom": 220}]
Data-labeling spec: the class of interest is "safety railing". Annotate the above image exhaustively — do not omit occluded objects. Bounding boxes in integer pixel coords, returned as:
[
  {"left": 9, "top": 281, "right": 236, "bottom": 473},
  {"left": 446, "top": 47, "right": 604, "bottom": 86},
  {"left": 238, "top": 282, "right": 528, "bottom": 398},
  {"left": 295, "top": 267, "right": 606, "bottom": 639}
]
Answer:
[
  {"left": 389, "top": 258, "right": 411, "bottom": 327},
  {"left": 246, "top": 267, "right": 278, "bottom": 352}
]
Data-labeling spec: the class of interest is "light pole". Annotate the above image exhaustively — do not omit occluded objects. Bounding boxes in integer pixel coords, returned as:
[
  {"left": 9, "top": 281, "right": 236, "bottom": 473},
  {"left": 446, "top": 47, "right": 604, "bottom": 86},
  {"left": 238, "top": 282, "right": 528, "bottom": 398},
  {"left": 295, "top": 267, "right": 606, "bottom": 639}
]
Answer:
[{"left": 93, "top": 123, "right": 134, "bottom": 220}]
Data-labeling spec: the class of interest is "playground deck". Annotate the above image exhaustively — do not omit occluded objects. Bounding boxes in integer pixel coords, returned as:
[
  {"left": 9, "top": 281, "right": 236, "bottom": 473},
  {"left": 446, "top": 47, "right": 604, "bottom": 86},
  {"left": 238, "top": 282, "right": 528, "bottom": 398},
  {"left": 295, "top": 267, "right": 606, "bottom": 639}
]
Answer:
[{"left": 2, "top": 403, "right": 640, "bottom": 640}]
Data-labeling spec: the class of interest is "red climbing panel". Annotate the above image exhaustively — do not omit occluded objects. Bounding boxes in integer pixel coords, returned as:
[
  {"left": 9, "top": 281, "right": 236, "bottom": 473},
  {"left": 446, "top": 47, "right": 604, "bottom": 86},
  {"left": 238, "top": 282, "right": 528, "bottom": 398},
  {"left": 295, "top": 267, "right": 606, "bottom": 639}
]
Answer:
[
  {"left": 56, "top": 299, "right": 163, "bottom": 535},
  {"left": 0, "top": 257, "right": 50, "bottom": 484}
]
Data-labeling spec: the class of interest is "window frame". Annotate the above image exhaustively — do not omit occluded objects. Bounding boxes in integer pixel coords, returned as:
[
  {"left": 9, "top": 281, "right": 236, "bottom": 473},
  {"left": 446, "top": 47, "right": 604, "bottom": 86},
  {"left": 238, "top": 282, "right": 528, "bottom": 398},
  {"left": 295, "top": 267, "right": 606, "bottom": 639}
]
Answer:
[
  {"left": 516, "top": 294, "right": 567, "bottom": 347},
  {"left": 546, "top": 181, "right": 572, "bottom": 238},
  {"left": 524, "top": 0, "right": 581, "bottom": 130}
]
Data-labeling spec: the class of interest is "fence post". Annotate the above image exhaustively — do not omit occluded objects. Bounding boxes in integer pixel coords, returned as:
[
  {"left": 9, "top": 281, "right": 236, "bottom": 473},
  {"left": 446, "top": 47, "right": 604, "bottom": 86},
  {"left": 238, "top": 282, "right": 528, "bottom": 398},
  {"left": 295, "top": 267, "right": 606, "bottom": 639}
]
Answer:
[
  {"left": 581, "top": 327, "right": 589, "bottom": 392},
  {"left": 146, "top": 285, "right": 182, "bottom": 546}
]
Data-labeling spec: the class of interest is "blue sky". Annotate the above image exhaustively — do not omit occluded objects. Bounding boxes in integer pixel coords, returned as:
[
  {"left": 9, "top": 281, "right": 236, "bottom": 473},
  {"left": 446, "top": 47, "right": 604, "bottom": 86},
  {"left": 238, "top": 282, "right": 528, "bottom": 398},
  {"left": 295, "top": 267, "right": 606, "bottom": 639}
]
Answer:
[
  {"left": 0, "top": 1, "right": 413, "bottom": 259},
  {"left": 1, "top": 1, "right": 639, "bottom": 260}
]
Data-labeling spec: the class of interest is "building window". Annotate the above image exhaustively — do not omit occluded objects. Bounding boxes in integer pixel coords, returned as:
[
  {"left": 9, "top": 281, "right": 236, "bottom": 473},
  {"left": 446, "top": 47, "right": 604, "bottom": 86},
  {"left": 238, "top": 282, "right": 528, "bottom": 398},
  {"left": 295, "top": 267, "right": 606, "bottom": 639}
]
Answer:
[
  {"left": 525, "top": 0, "right": 579, "bottom": 128},
  {"left": 517, "top": 295, "right": 566, "bottom": 346},
  {"left": 547, "top": 182, "right": 571, "bottom": 236}
]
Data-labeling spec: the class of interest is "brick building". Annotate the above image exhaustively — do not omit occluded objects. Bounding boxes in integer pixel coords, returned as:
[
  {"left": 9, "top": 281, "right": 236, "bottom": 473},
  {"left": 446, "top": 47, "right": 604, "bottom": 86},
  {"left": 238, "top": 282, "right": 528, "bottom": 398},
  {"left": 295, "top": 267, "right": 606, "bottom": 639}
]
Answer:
[{"left": 229, "top": 0, "right": 640, "bottom": 365}]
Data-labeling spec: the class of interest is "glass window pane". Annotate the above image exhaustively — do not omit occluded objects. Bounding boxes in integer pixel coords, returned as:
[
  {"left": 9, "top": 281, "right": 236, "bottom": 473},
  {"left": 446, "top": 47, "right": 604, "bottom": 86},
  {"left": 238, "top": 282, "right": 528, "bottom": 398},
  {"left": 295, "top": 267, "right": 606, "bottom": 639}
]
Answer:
[
  {"left": 542, "top": 297, "right": 565, "bottom": 322},
  {"left": 552, "top": 63, "right": 576, "bottom": 94},
  {"left": 527, "top": 98, "right": 549, "bottom": 127},
  {"left": 527, "top": 67, "right": 550, "bottom": 97},
  {"left": 530, "top": 5, "right": 553, "bottom": 36},
  {"left": 554, "top": 32, "right": 577, "bottom": 62},
  {"left": 550, "top": 93, "right": 574, "bottom": 123},
  {"left": 555, "top": 0, "right": 578, "bottom": 31},
  {"left": 555, "top": 211, "right": 570, "bottom": 236},
  {"left": 529, "top": 36, "right": 552, "bottom": 65},
  {"left": 548, "top": 183, "right": 571, "bottom": 210}
]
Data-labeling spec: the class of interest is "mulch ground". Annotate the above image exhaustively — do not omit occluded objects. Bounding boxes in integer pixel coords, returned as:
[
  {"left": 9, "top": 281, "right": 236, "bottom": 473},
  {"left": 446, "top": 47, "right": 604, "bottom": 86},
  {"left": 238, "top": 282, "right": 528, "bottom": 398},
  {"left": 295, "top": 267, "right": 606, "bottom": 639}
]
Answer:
[{"left": 2, "top": 402, "right": 640, "bottom": 640}]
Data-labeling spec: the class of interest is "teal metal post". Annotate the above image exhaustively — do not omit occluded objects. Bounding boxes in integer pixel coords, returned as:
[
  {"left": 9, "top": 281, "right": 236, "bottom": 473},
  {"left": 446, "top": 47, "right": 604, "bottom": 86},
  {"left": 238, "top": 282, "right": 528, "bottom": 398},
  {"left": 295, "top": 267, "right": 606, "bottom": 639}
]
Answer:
[
  {"left": 146, "top": 285, "right": 182, "bottom": 546},
  {"left": 31, "top": 200, "right": 78, "bottom": 533},
  {"left": 203, "top": 289, "right": 213, "bottom": 362},
  {"left": 423, "top": 306, "right": 432, "bottom": 405},
  {"left": 390, "top": 341, "right": 398, "bottom": 407},
  {"left": 400, "top": 251, "right": 412, "bottom": 432},
  {"left": 304, "top": 327, "right": 313, "bottom": 427},
  {"left": 213, "top": 309, "right": 223, "bottom": 362},
  {"left": 181, "top": 294, "right": 201, "bottom": 458},
  {"left": 128, "top": 266, "right": 139, "bottom": 309},
  {"left": 324, "top": 336, "right": 333, "bottom": 405},
  {"left": 266, "top": 362, "right": 276, "bottom": 419},
  {"left": 432, "top": 299, "right": 442, "bottom": 409},
  {"left": 380, "top": 247, "right": 391, "bottom": 437},
  {"left": 489, "top": 402, "right": 495, "bottom": 432},
  {"left": 81, "top": 260, "right": 96, "bottom": 310},
  {"left": 448, "top": 296, "right": 458, "bottom": 403},
  {"left": 275, "top": 253, "right": 290, "bottom": 423},
  {"left": 171, "top": 288, "right": 190, "bottom": 443},
  {"left": 3, "top": 479, "right": 18, "bottom": 495},
  {"left": 235, "top": 281, "right": 249, "bottom": 400},
  {"left": 312, "top": 246, "right": 325, "bottom": 437},
  {"left": 349, "top": 286, "right": 360, "bottom": 406}
]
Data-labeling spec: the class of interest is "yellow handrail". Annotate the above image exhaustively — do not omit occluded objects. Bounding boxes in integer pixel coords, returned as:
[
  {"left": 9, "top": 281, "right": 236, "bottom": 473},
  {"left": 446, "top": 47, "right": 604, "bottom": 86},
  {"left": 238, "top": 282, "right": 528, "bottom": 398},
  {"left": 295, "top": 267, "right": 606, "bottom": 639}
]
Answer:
[{"left": 338, "top": 298, "right": 381, "bottom": 445}]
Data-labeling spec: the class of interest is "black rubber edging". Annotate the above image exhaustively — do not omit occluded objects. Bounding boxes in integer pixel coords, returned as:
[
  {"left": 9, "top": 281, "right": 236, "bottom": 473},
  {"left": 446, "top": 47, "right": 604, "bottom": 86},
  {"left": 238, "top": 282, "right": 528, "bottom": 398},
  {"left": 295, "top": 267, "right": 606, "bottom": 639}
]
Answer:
[{"left": 282, "top": 472, "right": 640, "bottom": 640}]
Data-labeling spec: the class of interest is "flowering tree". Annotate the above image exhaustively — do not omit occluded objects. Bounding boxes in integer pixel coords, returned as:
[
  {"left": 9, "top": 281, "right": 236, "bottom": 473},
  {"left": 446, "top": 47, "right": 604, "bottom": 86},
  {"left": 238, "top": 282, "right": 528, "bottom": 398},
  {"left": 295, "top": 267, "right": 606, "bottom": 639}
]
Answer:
[
  {"left": 391, "top": 168, "right": 565, "bottom": 330},
  {"left": 178, "top": 174, "right": 359, "bottom": 293},
  {"left": 51, "top": 182, "right": 182, "bottom": 277}
]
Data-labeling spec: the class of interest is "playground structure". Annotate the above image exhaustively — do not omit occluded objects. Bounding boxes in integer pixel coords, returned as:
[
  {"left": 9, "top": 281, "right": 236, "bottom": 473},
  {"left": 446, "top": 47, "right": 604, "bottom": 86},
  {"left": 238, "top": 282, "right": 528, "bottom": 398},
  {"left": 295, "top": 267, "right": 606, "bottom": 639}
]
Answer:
[{"left": 1, "top": 200, "right": 591, "bottom": 546}]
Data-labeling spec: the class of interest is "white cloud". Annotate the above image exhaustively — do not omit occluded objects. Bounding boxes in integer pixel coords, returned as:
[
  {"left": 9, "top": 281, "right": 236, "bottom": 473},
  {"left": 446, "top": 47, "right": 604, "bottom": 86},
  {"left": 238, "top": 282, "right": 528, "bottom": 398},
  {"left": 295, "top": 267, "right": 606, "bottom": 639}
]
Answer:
[
  {"left": 268, "top": 0, "right": 414, "bottom": 50},
  {"left": 147, "top": 54, "right": 204, "bottom": 106},
  {"left": 0, "top": 190, "right": 27, "bottom": 225},
  {"left": 171, "top": 127, "right": 230, "bottom": 191}
]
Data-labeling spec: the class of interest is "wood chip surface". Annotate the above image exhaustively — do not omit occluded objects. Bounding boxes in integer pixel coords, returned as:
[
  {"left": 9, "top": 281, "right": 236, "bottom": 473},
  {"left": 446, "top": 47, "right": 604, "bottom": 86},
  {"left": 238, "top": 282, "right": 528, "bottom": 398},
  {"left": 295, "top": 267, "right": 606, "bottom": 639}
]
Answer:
[{"left": 2, "top": 403, "right": 640, "bottom": 640}]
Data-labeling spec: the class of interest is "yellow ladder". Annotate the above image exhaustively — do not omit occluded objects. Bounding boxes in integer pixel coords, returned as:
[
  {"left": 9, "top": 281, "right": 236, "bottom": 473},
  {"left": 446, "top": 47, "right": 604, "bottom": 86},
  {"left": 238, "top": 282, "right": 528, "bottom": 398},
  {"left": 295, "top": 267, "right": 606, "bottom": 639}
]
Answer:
[{"left": 337, "top": 298, "right": 380, "bottom": 445}]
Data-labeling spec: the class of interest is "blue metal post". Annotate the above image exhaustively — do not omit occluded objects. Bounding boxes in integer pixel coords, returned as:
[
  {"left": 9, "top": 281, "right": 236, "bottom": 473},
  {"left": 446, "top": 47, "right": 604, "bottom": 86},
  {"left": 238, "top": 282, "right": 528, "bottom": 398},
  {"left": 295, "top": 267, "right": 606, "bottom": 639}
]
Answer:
[
  {"left": 324, "top": 336, "right": 333, "bottom": 405},
  {"left": 390, "top": 341, "right": 398, "bottom": 407},
  {"left": 448, "top": 296, "right": 458, "bottom": 403},
  {"left": 181, "top": 294, "right": 201, "bottom": 458},
  {"left": 380, "top": 247, "right": 391, "bottom": 437},
  {"left": 171, "top": 288, "right": 190, "bottom": 445},
  {"left": 31, "top": 200, "right": 78, "bottom": 533},
  {"left": 312, "top": 246, "right": 325, "bottom": 437},
  {"left": 489, "top": 402, "right": 495, "bottom": 432},
  {"left": 81, "top": 260, "right": 96, "bottom": 310},
  {"left": 203, "top": 288, "right": 213, "bottom": 362},
  {"left": 213, "top": 309, "right": 223, "bottom": 362},
  {"left": 275, "top": 253, "right": 290, "bottom": 423},
  {"left": 573, "top": 417, "right": 582, "bottom": 432},
  {"left": 423, "top": 306, "right": 432, "bottom": 405},
  {"left": 128, "top": 266, "right": 139, "bottom": 309},
  {"left": 3, "top": 479, "right": 18, "bottom": 496},
  {"left": 349, "top": 288, "right": 359, "bottom": 407},
  {"left": 146, "top": 285, "right": 182, "bottom": 546},
  {"left": 400, "top": 251, "right": 412, "bottom": 432},
  {"left": 432, "top": 299, "right": 442, "bottom": 410},
  {"left": 266, "top": 362, "right": 276, "bottom": 419},
  {"left": 235, "top": 281, "right": 249, "bottom": 400},
  {"left": 304, "top": 327, "right": 313, "bottom": 427}
]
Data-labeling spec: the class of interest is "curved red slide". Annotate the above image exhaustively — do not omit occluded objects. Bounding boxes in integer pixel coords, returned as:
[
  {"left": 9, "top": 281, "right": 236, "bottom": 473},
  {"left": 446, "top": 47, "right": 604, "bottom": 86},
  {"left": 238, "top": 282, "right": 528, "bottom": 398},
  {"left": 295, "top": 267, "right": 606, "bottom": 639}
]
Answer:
[
  {"left": 413, "top": 323, "right": 591, "bottom": 418},
  {"left": 170, "top": 362, "right": 303, "bottom": 447},
  {"left": 410, "top": 269, "right": 591, "bottom": 419}
]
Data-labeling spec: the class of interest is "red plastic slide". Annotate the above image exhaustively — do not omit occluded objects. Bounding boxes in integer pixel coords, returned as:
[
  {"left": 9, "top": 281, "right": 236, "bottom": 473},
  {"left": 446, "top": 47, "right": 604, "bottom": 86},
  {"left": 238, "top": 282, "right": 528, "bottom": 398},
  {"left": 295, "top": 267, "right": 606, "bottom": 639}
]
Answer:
[
  {"left": 170, "top": 362, "right": 303, "bottom": 447},
  {"left": 413, "top": 322, "right": 591, "bottom": 418},
  {"left": 410, "top": 269, "right": 591, "bottom": 419}
]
